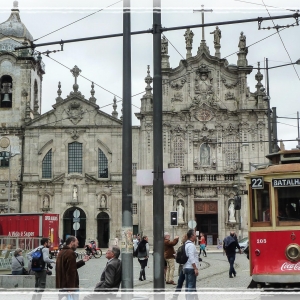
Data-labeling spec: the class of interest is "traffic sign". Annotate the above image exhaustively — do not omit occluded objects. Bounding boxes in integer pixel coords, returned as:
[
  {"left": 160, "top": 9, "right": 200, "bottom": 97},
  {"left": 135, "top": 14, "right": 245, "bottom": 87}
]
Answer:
[
  {"left": 73, "top": 209, "right": 80, "bottom": 218},
  {"left": 188, "top": 220, "right": 197, "bottom": 229},
  {"left": 73, "top": 222, "right": 80, "bottom": 230},
  {"left": 73, "top": 218, "right": 80, "bottom": 223}
]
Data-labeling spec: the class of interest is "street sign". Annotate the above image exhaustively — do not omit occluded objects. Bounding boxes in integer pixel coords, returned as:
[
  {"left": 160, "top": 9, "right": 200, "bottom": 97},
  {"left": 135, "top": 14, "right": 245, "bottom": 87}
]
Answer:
[
  {"left": 73, "top": 209, "right": 80, "bottom": 218},
  {"left": 188, "top": 220, "right": 197, "bottom": 229},
  {"left": 73, "top": 222, "right": 80, "bottom": 230},
  {"left": 73, "top": 217, "right": 80, "bottom": 223}
]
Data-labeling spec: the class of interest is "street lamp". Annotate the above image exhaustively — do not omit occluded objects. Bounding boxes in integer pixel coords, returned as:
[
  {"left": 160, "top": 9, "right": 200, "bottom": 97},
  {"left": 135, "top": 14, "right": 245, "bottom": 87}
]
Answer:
[
  {"left": 253, "top": 58, "right": 300, "bottom": 154},
  {"left": 6, "top": 145, "right": 20, "bottom": 213}
]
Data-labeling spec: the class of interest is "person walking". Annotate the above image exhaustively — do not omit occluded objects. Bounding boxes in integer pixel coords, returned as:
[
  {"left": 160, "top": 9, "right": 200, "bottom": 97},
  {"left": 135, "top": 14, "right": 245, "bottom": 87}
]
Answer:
[
  {"left": 27, "top": 237, "right": 55, "bottom": 300},
  {"left": 83, "top": 246, "right": 122, "bottom": 300},
  {"left": 199, "top": 232, "right": 207, "bottom": 257},
  {"left": 56, "top": 235, "right": 90, "bottom": 300},
  {"left": 172, "top": 234, "right": 188, "bottom": 299},
  {"left": 11, "top": 248, "right": 24, "bottom": 275},
  {"left": 136, "top": 236, "right": 149, "bottom": 281},
  {"left": 164, "top": 232, "right": 179, "bottom": 285},
  {"left": 223, "top": 231, "right": 241, "bottom": 278},
  {"left": 183, "top": 229, "right": 199, "bottom": 300}
]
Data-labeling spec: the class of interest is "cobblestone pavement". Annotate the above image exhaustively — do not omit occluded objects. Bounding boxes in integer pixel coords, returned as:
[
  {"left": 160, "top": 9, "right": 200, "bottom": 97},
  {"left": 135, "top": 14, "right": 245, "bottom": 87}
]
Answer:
[{"left": 1, "top": 249, "right": 299, "bottom": 299}]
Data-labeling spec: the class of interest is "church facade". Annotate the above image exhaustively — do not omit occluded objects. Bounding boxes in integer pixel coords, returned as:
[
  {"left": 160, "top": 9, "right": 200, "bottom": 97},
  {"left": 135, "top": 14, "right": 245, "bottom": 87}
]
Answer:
[{"left": 0, "top": 4, "right": 270, "bottom": 247}]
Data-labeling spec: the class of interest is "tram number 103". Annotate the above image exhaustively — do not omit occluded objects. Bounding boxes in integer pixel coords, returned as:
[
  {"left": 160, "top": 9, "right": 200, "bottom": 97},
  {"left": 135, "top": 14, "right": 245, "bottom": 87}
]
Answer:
[
  {"left": 251, "top": 177, "right": 264, "bottom": 189},
  {"left": 257, "top": 239, "right": 267, "bottom": 244}
]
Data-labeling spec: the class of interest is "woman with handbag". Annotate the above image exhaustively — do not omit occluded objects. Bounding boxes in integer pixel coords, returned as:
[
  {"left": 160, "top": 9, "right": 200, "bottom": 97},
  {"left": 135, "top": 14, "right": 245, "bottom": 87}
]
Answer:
[{"left": 11, "top": 248, "right": 27, "bottom": 275}]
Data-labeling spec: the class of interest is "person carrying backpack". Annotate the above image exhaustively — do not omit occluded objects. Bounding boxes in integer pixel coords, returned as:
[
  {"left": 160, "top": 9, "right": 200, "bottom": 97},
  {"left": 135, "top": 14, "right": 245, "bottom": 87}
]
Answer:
[
  {"left": 136, "top": 236, "right": 149, "bottom": 281},
  {"left": 27, "top": 237, "right": 55, "bottom": 300}
]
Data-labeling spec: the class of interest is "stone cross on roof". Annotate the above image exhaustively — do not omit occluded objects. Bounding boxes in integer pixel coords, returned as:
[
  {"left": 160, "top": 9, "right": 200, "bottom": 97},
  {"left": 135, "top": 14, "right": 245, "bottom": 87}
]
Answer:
[
  {"left": 193, "top": 5, "right": 213, "bottom": 42},
  {"left": 70, "top": 65, "right": 81, "bottom": 84},
  {"left": 13, "top": 1, "right": 18, "bottom": 8}
]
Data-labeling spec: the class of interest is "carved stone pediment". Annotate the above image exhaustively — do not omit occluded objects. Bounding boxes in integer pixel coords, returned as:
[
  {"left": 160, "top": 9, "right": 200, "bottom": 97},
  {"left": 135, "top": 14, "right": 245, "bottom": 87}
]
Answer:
[
  {"left": 66, "top": 129, "right": 86, "bottom": 140},
  {"left": 194, "top": 187, "right": 217, "bottom": 198},
  {"left": 85, "top": 173, "right": 100, "bottom": 183},
  {"left": 51, "top": 173, "right": 65, "bottom": 183}
]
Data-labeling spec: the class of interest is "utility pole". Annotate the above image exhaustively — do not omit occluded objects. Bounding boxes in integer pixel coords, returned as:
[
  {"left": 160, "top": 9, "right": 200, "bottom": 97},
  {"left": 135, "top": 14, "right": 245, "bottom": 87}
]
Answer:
[
  {"left": 153, "top": 0, "right": 165, "bottom": 291},
  {"left": 265, "top": 58, "right": 272, "bottom": 154},
  {"left": 121, "top": 0, "right": 133, "bottom": 290}
]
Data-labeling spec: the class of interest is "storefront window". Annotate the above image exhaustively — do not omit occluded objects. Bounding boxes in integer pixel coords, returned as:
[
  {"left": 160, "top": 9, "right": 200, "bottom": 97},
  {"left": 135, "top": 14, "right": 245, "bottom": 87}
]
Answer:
[
  {"left": 277, "top": 186, "right": 300, "bottom": 224},
  {"left": 251, "top": 183, "right": 271, "bottom": 224}
]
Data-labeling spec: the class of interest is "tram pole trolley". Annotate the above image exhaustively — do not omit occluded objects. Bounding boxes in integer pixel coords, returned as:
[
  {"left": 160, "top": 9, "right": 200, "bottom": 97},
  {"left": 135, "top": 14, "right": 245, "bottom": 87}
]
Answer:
[{"left": 245, "top": 149, "right": 300, "bottom": 288}]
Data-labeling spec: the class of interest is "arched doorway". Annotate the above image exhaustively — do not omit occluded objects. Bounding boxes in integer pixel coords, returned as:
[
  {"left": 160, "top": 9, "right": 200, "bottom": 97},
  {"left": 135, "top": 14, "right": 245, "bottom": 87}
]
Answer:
[
  {"left": 63, "top": 207, "right": 86, "bottom": 248},
  {"left": 97, "top": 212, "right": 110, "bottom": 248}
]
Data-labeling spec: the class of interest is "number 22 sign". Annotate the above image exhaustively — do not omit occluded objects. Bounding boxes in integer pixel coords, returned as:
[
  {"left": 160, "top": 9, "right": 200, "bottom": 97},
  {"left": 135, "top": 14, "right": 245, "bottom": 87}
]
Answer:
[{"left": 251, "top": 177, "right": 264, "bottom": 189}]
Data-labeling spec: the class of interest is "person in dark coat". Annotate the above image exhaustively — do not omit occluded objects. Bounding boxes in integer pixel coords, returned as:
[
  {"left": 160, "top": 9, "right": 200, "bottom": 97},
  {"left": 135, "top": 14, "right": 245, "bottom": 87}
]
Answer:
[
  {"left": 84, "top": 246, "right": 122, "bottom": 300},
  {"left": 137, "top": 236, "right": 149, "bottom": 281},
  {"left": 223, "top": 231, "right": 241, "bottom": 278},
  {"left": 56, "top": 235, "right": 90, "bottom": 300}
]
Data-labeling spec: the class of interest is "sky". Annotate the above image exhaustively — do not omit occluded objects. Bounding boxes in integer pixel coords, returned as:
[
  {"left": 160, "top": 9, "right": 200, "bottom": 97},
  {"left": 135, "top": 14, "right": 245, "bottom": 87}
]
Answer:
[{"left": 0, "top": 0, "right": 300, "bottom": 150}]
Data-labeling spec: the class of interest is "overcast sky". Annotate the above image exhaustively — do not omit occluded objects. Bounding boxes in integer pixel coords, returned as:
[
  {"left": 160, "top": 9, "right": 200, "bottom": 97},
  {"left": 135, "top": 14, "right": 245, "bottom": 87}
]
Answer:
[{"left": 1, "top": 0, "right": 300, "bottom": 150}]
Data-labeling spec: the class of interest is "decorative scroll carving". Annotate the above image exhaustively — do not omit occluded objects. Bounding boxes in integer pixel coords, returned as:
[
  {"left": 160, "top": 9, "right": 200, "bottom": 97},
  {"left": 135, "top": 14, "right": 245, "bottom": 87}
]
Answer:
[{"left": 221, "top": 77, "right": 240, "bottom": 89}]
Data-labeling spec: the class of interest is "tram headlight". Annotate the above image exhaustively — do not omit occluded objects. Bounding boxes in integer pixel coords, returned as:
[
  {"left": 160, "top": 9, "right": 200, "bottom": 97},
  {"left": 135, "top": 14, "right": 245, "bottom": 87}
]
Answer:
[{"left": 285, "top": 244, "right": 300, "bottom": 262}]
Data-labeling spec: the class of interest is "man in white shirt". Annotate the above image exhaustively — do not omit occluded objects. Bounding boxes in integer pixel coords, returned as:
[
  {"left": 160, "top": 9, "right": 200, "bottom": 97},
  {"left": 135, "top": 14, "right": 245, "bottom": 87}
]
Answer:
[{"left": 183, "top": 229, "right": 199, "bottom": 299}]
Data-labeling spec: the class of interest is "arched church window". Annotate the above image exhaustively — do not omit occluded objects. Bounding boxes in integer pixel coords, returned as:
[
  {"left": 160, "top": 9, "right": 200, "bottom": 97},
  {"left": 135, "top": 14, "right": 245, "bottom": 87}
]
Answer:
[
  {"left": 42, "top": 149, "right": 52, "bottom": 178},
  {"left": 98, "top": 149, "right": 108, "bottom": 178},
  {"left": 0, "top": 75, "right": 13, "bottom": 108},
  {"left": 0, "top": 151, "right": 9, "bottom": 167},
  {"left": 173, "top": 137, "right": 184, "bottom": 167},
  {"left": 68, "top": 142, "right": 82, "bottom": 173}
]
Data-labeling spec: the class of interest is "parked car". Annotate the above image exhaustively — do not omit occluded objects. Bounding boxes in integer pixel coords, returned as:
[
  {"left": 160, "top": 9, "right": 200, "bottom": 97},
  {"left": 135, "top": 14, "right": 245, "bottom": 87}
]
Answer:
[{"left": 238, "top": 237, "right": 248, "bottom": 250}]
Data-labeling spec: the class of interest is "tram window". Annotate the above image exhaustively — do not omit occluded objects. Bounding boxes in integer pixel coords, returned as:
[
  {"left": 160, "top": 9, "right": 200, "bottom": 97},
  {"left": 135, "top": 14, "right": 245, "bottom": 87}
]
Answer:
[
  {"left": 251, "top": 183, "right": 271, "bottom": 224},
  {"left": 277, "top": 186, "right": 300, "bottom": 224}
]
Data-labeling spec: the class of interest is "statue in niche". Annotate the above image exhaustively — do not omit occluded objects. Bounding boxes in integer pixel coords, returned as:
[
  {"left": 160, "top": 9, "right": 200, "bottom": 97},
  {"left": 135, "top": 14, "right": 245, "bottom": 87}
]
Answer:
[
  {"left": 43, "top": 195, "right": 50, "bottom": 208},
  {"left": 100, "top": 195, "right": 106, "bottom": 208},
  {"left": 200, "top": 144, "right": 210, "bottom": 165},
  {"left": 177, "top": 201, "right": 184, "bottom": 223},
  {"left": 73, "top": 186, "right": 78, "bottom": 201},
  {"left": 210, "top": 26, "right": 221, "bottom": 46},
  {"left": 238, "top": 32, "right": 246, "bottom": 52},
  {"left": 228, "top": 201, "right": 236, "bottom": 222}
]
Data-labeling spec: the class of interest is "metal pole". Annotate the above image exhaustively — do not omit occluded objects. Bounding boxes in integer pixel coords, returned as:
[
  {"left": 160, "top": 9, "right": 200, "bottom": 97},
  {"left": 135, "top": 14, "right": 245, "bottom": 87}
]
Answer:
[
  {"left": 7, "top": 145, "right": 11, "bottom": 213},
  {"left": 266, "top": 58, "right": 272, "bottom": 154},
  {"left": 121, "top": 0, "right": 133, "bottom": 290},
  {"left": 272, "top": 107, "right": 278, "bottom": 152},
  {"left": 153, "top": 0, "right": 164, "bottom": 291}
]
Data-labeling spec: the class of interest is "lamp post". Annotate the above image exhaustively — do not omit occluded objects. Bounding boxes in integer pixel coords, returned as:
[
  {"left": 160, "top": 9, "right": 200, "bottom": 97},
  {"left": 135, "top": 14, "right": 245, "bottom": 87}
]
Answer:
[
  {"left": 253, "top": 58, "right": 300, "bottom": 154},
  {"left": 6, "top": 145, "right": 20, "bottom": 213}
]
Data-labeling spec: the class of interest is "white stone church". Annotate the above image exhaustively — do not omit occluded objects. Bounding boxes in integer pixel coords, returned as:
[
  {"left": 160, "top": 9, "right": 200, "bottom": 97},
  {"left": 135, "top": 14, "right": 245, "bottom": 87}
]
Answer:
[{"left": 0, "top": 4, "right": 270, "bottom": 247}]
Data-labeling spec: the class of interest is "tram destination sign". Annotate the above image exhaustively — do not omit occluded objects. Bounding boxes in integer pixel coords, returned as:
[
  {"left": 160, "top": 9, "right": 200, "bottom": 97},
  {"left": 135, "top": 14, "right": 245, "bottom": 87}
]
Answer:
[
  {"left": 272, "top": 178, "right": 300, "bottom": 187},
  {"left": 251, "top": 177, "right": 264, "bottom": 189}
]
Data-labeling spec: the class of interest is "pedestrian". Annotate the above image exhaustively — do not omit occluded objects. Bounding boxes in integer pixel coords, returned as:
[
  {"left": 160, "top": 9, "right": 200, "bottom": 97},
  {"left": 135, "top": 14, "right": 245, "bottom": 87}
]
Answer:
[
  {"left": 136, "top": 235, "right": 149, "bottom": 281},
  {"left": 199, "top": 232, "right": 207, "bottom": 257},
  {"left": 133, "top": 234, "right": 140, "bottom": 252},
  {"left": 183, "top": 229, "right": 199, "bottom": 300},
  {"left": 172, "top": 234, "right": 188, "bottom": 299},
  {"left": 223, "top": 231, "right": 241, "bottom": 278},
  {"left": 83, "top": 246, "right": 122, "bottom": 300},
  {"left": 56, "top": 235, "right": 90, "bottom": 300},
  {"left": 27, "top": 237, "right": 55, "bottom": 300},
  {"left": 11, "top": 248, "right": 24, "bottom": 275},
  {"left": 164, "top": 232, "right": 179, "bottom": 285}
]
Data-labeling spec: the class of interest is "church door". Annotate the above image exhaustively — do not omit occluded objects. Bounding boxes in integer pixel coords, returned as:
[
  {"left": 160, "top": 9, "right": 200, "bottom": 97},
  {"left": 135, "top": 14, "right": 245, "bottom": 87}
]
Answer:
[
  {"left": 97, "top": 212, "right": 110, "bottom": 248},
  {"left": 195, "top": 201, "right": 218, "bottom": 244},
  {"left": 63, "top": 207, "right": 86, "bottom": 248}
]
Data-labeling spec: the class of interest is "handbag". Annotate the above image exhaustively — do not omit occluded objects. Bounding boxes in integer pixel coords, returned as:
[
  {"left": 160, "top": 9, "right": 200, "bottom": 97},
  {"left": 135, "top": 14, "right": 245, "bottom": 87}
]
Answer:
[{"left": 16, "top": 257, "right": 28, "bottom": 275}]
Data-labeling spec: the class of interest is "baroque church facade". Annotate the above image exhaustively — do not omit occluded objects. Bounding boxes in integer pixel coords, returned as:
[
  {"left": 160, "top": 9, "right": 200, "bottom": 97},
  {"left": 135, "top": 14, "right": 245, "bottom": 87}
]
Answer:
[{"left": 0, "top": 4, "right": 270, "bottom": 247}]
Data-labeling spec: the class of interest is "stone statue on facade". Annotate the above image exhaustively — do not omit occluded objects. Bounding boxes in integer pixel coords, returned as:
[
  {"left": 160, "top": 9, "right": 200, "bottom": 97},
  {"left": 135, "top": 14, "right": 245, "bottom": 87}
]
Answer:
[
  {"left": 161, "top": 36, "right": 168, "bottom": 54},
  {"left": 210, "top": 26, "right": 221, "bottom": 46},
  {"left": 177, "top": 201, "right": 184, "bottom": 223},
  {"left": 73, "top": 186, "right": 78, "bottom": 201},
  {"left": 100, "top": 195, "right": 106, "bottom": 208},
  {"left": 43, "top": 195, "right": 50, "bottom": 208},
  {"left": 200, "top": 144, "right": 210, "bottom": 165},
  {"left": 228, "top": 201, "right": 236, "bottom": 222},
  {"left": 238, "top": 32, "right": 246, "bottom": 52},
  {"left": 184, "top": 28, "right": 194, "bottom": 47}
]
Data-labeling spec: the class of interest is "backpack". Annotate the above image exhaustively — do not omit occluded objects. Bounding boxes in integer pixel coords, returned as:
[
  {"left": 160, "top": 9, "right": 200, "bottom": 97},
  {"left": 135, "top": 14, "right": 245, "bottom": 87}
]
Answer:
[
  {"left": 31, "top": 247, "right": 45, "bottom": 272},
  {"left": 176, "top": 242, "right": 189, "bottom": 264},
  {"left": 138, "top": 242, "right": 146, "bottom": 253}
]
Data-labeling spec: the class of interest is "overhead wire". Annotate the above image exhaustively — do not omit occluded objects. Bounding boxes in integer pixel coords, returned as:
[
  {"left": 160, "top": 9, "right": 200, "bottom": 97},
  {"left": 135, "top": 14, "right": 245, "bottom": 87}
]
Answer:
[
  {"left": 261, "top": 0, "right": 300, "bottom": 80},
  {"left": 33, "top": 0, "right": 123, "bottom": 42},
  {"left": 234, "top": 0, "right": 298, "bottom": 12}
]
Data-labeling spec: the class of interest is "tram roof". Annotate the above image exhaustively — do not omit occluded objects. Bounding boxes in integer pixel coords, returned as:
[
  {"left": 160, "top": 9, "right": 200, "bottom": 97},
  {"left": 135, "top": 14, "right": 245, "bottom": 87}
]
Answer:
[{"left": 245, "top": 163, "right": 300, "bottom": 178}]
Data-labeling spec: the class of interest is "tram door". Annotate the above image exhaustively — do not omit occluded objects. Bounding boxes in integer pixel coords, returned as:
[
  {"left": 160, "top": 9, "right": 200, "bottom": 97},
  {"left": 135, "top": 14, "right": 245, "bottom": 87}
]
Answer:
[{"left": 97, "top": 212, "right": 110, "bottom": 248}]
